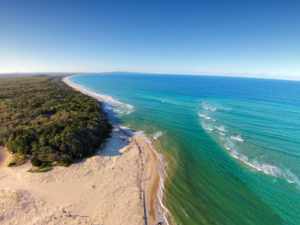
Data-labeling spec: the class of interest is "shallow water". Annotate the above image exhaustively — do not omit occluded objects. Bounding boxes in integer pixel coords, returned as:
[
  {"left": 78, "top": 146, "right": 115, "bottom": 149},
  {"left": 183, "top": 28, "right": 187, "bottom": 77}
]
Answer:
[{"left": 69, "top": 73, "right": 300, "bottom": 225}]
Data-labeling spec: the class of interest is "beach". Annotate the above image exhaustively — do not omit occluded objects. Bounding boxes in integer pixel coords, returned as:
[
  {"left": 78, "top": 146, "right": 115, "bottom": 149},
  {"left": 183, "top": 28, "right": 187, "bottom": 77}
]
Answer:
[
  {"left": 0, "top": 77, "right": 161, "bottom": 225},
  {"left": 63, "top": 76, "right": 164, "bottom": 223},
  {"left": 66, "top": 73, "right": 300, "bottom": 225}
]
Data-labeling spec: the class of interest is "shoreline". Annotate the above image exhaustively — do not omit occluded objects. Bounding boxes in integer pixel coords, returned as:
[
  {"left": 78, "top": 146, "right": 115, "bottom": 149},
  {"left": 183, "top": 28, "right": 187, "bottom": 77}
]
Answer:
[
  {"left": 63, "top": 76, "right": 168, "bottom": 224},
  {"left": 0, "top": 126, "right": 159, "bottom": 224},
  {"left": 0, "top": 75, "right": 167, "bottom": 225}
]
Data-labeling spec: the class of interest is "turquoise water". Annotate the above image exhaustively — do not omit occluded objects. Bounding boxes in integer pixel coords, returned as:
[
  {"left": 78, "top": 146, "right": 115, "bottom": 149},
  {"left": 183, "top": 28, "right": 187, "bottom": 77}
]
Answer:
[{"left": 69, "top": 73, "right": 300, "bottom": 225}]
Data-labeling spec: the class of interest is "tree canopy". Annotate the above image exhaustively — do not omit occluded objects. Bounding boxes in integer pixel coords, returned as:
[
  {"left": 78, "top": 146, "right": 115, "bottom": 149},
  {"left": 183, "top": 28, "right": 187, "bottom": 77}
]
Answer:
[{"left": 0, "top": 75, "right": 112, "bottom": 168}]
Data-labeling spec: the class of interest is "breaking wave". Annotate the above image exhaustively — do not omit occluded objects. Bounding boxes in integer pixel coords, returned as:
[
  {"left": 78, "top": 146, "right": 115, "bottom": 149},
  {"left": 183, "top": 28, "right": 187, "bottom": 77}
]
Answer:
[
  {"left": 202, "top": 123, "right": 214, "bottom": 132},
  {"left": 63, "top": 77, "right": 134, "bottom": 115},
  {"left": 215, "top": 126, "right": 227, "bottom": 132},
  {"left": 221, "top": 133, "right": 300, "bottom": 186},
  {"left": 230, "top": 135, "right": 244, "bottom": 142},
  {"left": 202, "top": 102, "right": 217, "bottom": 111},
  {"left": 153, "top": 131, "right": 165, "bottom": 140},
  {"left": 198, "top": 113, "right": 207, "bottom": 118},
  {"left": 200, "top": 113, "right": 299, "bottom": 187},
  {"left": 198, "top": 113, "right": 214, "bottom": 121},
  {"left": 230, "top": 151, "right": 300, "bottom": 185}
]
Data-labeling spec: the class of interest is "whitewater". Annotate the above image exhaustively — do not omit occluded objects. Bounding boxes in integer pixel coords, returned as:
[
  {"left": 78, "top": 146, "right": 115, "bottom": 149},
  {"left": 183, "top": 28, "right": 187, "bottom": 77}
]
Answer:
[{"left": 69, "top": 73, "right": 300, "bottom": 225}]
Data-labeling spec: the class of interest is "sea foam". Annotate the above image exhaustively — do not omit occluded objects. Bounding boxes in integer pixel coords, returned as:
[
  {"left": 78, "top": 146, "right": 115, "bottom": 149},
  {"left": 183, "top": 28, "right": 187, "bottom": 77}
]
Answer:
[
  {"left": 202, "top": 102, "right": 217, "bottom": 111},
  {"left": 153, "top": 131, "right": 165, "bottom": 140},
  {"left": 215, "top": 126, "right": 227, "bottom": 132},
  {"left": 202, "top": 123, "right": 214, "bottom": 132},
  {"left": 222, "top": 136, "right": 300, "bottom": 186},
  {"left": 232, "top": 152, "right": 299, "bottom": 185},
  {"left": 230, "top": 135, "right": 244, "bottom": 142},
  {"left": 198, "top": 113, "right": 207, "bottom": 118},
  {"left": 198, "top": 113, "right": 214, "bottom": 121},
  {"left": 64, "top": 77, "right": 134, "bottom": 115},
  {"left": 133, "top": 130, "right": 170, "bottom": 224},
  {"left": 92, "top": 93, "right": 134, "bottom": 115}
]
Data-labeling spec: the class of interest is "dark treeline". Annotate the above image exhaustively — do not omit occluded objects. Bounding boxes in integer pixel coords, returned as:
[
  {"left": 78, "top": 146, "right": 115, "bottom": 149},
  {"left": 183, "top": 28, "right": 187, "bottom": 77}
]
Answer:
[{"left": 0, "top": 75, "right": 112, "bottom": 168}]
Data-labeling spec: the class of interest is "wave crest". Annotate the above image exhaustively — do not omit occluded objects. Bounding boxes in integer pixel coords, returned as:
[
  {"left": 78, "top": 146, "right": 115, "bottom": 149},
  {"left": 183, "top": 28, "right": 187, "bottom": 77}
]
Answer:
[
  {"left": 153, "top": 131, "right": 165, "bottom": 140},
  {"left": 198, "top": 113, "right": 207, "bottom": 118},
  {"left": 202, "top": 102, "right": 217, "bottom": 111},
  {"left": 230, "top": 135, "right": 244, "bottom": 142},
  {"left": 223, "top": 138, "right": 300, "bottom": 186},
  {"left": 215, "top": 126, "right": 227, "bottom": 132},
  {"left": 64, "top": 78, "right": 134, "bottom": 115},
  {"left": 202, "top": 123, "right": 214, "bottom": 132}
]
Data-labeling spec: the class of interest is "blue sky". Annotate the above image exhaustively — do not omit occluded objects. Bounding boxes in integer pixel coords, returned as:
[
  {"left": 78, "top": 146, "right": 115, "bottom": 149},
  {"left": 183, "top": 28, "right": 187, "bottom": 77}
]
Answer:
[{"left": 0, "top": 0, "right": 299, "bottom": 80}]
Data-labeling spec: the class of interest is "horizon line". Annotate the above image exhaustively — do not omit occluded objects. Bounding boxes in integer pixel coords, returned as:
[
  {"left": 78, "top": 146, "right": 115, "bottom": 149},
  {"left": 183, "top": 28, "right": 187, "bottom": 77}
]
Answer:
[{"left": 1, "top": 71, "right": 300, "bottom": 82}]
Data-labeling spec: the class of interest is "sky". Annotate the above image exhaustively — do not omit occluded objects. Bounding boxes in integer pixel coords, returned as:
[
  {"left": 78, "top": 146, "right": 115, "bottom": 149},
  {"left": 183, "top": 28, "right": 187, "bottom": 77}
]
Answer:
[{"left": 0, "top": 0, "right": 300, "bottom": 80}]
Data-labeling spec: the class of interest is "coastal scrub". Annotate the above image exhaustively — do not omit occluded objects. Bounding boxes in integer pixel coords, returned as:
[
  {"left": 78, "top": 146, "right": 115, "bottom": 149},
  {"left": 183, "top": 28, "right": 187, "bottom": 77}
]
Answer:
[{"left": 0, "top": 75, "right": 112, "bottom": 169}]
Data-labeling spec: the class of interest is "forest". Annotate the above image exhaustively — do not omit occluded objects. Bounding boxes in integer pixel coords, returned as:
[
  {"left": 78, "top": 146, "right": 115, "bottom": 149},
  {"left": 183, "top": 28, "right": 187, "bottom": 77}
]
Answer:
[{"left": 0, "top": 75, "right": 112, "bottom": 169}]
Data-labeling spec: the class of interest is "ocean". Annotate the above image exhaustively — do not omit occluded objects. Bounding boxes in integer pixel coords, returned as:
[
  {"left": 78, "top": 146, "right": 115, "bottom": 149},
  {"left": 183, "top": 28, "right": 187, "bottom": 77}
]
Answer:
[{"left": 68, "top": 73, "right": 300, "bottom": 225}]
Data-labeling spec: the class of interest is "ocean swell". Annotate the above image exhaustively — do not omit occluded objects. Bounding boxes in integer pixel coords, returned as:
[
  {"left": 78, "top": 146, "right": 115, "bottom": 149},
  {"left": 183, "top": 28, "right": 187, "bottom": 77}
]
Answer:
[
  {"left": 202, "top": 102, "right": 217, "bottom": 111},
  {"left": 198, "top": 103, "right": 300, "bottom": 187},
  {"left": 230, "top": 150, "right": 300, "bottom": 186}
]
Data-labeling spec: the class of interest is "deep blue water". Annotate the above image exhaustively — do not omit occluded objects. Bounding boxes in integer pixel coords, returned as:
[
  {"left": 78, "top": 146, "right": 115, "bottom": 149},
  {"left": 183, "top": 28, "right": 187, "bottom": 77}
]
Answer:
[{"left": 69, "top": 73, "right": 300, "bottom": 225}]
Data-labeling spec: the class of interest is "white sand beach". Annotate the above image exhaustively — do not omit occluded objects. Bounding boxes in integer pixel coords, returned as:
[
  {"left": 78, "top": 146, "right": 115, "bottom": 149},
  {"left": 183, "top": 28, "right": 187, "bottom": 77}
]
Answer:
[
  {"left": 0, "top": 76, "right": 161, "bottom": 225},
  {"left": 0, "top": 126, "right": 159, "bottom": 225}
]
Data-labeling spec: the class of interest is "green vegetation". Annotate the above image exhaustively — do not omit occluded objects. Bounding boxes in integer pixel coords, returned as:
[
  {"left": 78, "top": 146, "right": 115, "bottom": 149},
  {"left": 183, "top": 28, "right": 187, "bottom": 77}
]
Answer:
[
  {"left": 27, "top": 166, "right": 52, "bottom": 173},
  {"left": 0, "top": 75, "right": 112, "bottom": 169},
  {"left": 7, "top": 153, "right": 29, "bottom": 167}
]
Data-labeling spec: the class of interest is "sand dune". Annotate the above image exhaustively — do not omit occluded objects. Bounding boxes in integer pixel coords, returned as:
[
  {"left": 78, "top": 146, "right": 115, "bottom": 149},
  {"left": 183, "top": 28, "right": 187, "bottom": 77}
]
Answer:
[{"left": 0, "top": 127, "right": 159, "bottom": 225}]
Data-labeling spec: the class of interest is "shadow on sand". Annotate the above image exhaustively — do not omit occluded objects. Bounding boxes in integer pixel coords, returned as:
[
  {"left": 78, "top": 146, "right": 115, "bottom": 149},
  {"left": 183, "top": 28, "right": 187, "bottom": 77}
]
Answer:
[
  {"left": 97, "top": 105, "right": 135, "bottom": 157},
  {"left": 98, "top": 126, "right": 135, "bottom": 157}
]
